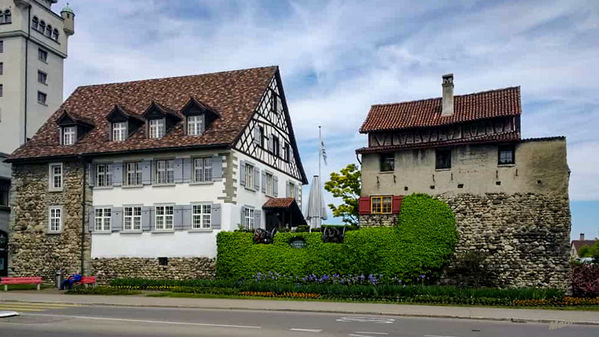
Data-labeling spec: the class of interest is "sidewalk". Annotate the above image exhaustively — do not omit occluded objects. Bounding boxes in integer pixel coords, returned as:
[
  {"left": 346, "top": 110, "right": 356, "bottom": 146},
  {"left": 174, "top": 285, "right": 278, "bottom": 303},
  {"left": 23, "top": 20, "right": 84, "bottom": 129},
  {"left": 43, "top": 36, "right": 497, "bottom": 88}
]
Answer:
[{"left": 1, "top": 290, "right": 598, "bottom": 325}]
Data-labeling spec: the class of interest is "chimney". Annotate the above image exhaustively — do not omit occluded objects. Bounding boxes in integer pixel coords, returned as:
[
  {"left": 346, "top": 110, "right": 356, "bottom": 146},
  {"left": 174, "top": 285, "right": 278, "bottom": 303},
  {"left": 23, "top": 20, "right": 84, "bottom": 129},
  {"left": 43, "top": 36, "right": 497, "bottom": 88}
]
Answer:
[
  {"left": 580, "top": 233, "right": 585, "bottom": 241},
  {"left": 441, "top": 73, "right": 454, "bottom": 116}
]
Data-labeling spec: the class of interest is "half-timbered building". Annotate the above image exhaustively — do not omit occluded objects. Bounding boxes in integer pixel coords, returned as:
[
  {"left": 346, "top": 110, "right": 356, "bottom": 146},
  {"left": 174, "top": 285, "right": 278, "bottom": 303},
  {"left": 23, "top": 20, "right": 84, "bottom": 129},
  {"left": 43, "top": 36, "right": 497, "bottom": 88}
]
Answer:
[{"left": 7, "top": 66, "right": 307, "bottom": 281}]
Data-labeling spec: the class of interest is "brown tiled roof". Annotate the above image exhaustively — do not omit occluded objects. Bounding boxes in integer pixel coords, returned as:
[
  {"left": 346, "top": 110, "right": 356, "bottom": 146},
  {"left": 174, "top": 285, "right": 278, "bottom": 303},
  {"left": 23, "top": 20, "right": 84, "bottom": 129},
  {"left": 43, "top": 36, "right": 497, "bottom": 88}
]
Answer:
[
  {"left": 263, "top": 197, "right": 296, "bottom": 209},
  {"left": 359, "top": 87, "right": 521, "bottom": 133},
  {"left": 9, "top": 66, "right": 278, "bottom": 161},
  {"left": 356, "top": 131, "right": 520, "bottom": 154},
  {"left": 571, "top": 240, "right": 597, "bottom": 251}
]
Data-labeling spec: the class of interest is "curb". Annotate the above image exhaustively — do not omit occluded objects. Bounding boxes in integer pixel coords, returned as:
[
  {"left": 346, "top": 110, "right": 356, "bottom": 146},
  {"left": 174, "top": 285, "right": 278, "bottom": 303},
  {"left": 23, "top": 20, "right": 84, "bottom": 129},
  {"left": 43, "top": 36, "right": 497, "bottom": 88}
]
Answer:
[{"left": 1, "top": 297, "right": 598, "bottom": 326}]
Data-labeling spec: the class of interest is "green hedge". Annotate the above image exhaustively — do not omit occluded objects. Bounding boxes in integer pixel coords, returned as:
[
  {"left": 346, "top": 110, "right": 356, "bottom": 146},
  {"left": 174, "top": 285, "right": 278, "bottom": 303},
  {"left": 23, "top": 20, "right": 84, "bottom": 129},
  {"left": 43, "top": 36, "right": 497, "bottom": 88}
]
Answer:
[{"left": 217, "top": 194, "right": 456, "bottom": 281}]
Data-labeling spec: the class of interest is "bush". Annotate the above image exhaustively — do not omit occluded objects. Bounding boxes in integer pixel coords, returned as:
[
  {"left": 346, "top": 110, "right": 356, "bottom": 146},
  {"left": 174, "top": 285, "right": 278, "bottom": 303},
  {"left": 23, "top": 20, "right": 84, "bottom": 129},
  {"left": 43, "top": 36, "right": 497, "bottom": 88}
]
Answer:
[
  {"left": 217, "top": 194, "right": 456, "bottom": 281},
  {"left": 571, "top": 264, "right": 599, "bottom": 297}
]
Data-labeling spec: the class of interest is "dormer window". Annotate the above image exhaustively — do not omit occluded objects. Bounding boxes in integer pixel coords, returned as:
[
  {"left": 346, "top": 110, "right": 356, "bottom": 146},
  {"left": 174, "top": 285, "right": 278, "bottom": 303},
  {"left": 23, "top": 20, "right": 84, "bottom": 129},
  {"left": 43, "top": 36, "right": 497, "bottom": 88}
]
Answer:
[
  {"left": 187, "top": 115, "right": 204, "bottom": 136},
  {"left": 62, "top": 126, "right": 77, "bottom": 145},
  {"left": 149, "top": 119, "right": 165, "bottom": 139},
  {"left": 112, "top": 122, "right": 127, "bottom": 141}
]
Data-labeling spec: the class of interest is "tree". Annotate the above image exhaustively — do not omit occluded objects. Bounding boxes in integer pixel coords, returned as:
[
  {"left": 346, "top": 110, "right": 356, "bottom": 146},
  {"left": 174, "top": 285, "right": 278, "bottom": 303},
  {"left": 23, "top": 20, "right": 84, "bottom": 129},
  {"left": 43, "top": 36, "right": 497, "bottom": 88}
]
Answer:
[{"left": 324, "top": 163, "right": 361, "bottom": 226}]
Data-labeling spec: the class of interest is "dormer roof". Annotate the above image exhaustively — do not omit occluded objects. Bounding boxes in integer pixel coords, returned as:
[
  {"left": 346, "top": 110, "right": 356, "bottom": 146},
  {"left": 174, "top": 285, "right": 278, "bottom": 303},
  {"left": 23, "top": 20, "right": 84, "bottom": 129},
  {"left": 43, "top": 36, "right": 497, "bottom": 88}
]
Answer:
[{"left": 56, "top": 109, "right": 94, "bottom": 128}]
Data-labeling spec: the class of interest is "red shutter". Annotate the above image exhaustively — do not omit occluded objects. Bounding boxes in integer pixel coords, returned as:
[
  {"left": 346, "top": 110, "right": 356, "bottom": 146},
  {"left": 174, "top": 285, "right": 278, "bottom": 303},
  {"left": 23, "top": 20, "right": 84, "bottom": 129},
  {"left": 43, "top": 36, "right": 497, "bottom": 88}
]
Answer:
[
  {"left": 358, "top": 197, "right": 371, "bottom": 215},
  {"left": 392, "top": 195, "right": 403, "bottom": 214}
]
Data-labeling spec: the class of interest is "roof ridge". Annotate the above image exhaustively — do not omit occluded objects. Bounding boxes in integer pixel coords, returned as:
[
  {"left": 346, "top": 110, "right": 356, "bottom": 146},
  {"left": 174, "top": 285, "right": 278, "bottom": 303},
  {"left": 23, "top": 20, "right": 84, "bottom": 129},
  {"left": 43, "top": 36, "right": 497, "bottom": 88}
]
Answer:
[
  {"left": 371, "top": 86, "right": 520, "bottom": 108},
  {"left": 77, "top": 65, "right": 278, "bottom": 89}
]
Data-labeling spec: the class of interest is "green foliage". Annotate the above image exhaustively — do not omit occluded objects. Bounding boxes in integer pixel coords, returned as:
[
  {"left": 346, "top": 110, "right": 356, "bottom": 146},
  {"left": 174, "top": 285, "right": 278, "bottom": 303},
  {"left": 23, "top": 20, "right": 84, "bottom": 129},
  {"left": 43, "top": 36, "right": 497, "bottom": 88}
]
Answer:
[
  {"left": 66, "top": 286, "right": 141, "bottom": 295},
  {"left": 578, "top": 241, "right": 599, "bottom": 260},
  {"left": 216, "top": 194, "right": 456, "bottom": 281},
  {"left": 324, "top": 163, "right": 361, "bottom": 226}
]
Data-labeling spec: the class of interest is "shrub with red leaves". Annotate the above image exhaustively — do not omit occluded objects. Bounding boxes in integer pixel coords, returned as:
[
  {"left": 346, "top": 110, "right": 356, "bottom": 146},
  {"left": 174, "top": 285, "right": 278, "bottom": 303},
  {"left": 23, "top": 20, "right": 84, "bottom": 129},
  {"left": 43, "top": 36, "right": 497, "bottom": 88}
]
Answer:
[{"left": 571, "top": 264, "right": 599, "bottom": 298}]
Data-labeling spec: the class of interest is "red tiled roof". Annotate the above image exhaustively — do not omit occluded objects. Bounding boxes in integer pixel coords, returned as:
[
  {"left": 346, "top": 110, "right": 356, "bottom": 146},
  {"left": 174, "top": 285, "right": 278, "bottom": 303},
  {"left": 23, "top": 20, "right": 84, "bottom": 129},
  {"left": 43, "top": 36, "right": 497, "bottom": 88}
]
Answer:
[
  {"left": 356, "top": 131, "right": 520, "bottom": 154},
  {"left": 263, "top": 197, "right": 296, "bottom": 209},
  {"left": 9, "top": 66, "right": 278, "bottom": 161},
  {"left": 359, "top": 87, "right": 521, "bottom": 133},
  {"left": 571, "top": 240, "right": 597, "bottom": 251}
]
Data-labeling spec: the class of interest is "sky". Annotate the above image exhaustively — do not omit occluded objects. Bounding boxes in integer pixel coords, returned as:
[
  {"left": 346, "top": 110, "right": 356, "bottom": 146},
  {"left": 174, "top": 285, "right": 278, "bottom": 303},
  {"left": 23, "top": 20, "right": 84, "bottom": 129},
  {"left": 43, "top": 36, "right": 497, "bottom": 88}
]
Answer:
[{"left": 57, "top": 0, "right": 598, "bottom": 239}]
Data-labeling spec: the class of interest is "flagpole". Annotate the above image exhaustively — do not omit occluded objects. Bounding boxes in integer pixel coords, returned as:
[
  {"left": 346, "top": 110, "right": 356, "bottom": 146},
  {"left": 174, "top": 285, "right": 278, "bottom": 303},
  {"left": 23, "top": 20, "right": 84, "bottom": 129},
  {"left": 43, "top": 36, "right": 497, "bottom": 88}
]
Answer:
[{"left": 318, "top": 126, "right": 322, "bottom": 228}]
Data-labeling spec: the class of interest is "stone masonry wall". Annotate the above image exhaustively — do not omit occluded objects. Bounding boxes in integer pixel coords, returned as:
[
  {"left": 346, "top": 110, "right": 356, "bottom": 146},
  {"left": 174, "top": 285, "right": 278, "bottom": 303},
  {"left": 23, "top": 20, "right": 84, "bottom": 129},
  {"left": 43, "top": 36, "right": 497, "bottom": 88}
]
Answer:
[
  {"left": 8, "top": 162, "right": 92, "bottom": 284},
  {"left": 359, "top": 193, "right": 571, "bottom": 288},
  {"left": 91, "top": 257, "right": 215, "bottom": 285},
  {"left": 358, "top": 214, "right": 397, "bottom": 227}
]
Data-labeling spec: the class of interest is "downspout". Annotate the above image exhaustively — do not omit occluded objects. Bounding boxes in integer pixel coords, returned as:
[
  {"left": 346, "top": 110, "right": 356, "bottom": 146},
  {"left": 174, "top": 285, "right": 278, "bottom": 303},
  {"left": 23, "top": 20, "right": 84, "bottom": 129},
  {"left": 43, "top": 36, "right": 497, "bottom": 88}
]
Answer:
[
  {"left": 80, "top": 157, "right": 87, "bottom": 275},
  {"left": 24, "top": 4, "right": 31, "bottom": 144}
]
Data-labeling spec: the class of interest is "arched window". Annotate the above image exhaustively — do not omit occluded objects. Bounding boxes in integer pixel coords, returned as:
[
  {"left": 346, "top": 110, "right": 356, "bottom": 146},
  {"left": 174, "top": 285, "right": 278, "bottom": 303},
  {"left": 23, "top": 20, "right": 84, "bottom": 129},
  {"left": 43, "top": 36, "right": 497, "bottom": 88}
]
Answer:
[
  {"left": 32, "top": 16, "right": 39, "bottom": 30},
  {"left": 52, "top": 29, "right": 59, "bottom": 41},
  {"left": 46, "top": 24, "right": 52, "bottom": 37},
  {"left": 39, "top": 20, "right": 46, "bottom": 33},
  {"left": 0, "top": 11, "right": 4, "bottom": 25},
  {"left": 4, "top": 10, "right": 10, "bottom": 24}
]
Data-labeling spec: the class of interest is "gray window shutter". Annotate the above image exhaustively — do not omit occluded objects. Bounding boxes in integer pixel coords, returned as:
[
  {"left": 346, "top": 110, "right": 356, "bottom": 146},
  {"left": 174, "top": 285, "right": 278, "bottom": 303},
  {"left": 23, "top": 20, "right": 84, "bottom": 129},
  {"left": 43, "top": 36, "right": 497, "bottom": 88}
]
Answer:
[
  {"left": 254, "top": 167, "right": 260, "bottom": 191},
  {"left": 142, "top": 160, "right": 152, "bottom": 185},
  {"left": 268, "top": 136, "right": 274, "bottom": 152},
  {"left": 174, "top": 158, "right": 183, "bottom": 183},
  {"left": 112, "top": 162, "right": 122, "bottom": 186},
  {"left": 240, "top": 206, "right": 246, "bottom": 228},
  {"left": 261, "top": 172, "right": 267, "bottom": 193},
  {"left": 254, "top": 209, "right": 262, "bottom": 228},
  {"left": 239, "top": 160, "right": 246, "bottom": 186},
  {"left": 212, "top": 155, "right": 223, "bottom": 180},
  {"left": 88, "top": 163, "right": 95, "bottom": 187},
  {"left": 273, "top": 176, "right": 278, "bottom": 197},
  {"left": 286, "top": 180, "right": 291, "bottom": 197},
  {"left": 111, "top": 207, "right": 123, "bottom": 232},
  {"left": 174, "top": 205, "right": 184, "bottom": 230},
  {"left": 142, "top": 206, "right": 152, "bottom": 231},
  {"left": 182, "top": 158, "right": 192, "bottom": 183},
  {"left": 182, "top": 205, "right": 192, "bottom": 229},
  {"left": 212, "top": 204, "right": 221, "bottom": 229},
  {"left": 253, "top": 125, "right": 260, "bottom": 145}
]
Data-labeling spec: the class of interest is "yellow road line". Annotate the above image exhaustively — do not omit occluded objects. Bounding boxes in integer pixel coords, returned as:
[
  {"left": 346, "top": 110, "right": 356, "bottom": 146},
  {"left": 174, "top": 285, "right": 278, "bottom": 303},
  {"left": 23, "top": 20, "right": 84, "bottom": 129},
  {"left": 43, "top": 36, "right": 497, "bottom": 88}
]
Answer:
[
  {"left": 0, "top": 302, "right": 80, "bottom": 308},
  {"left": 0, "top": 307, "right": 45, "bottom": 312}
]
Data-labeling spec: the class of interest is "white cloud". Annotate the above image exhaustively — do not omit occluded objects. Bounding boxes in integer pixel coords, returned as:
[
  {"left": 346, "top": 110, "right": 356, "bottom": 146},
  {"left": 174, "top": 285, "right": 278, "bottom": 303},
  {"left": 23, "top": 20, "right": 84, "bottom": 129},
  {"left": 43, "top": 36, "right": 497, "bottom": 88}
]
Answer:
[{"left": 57, "top": 0, "right": 599, "bottom": 204}]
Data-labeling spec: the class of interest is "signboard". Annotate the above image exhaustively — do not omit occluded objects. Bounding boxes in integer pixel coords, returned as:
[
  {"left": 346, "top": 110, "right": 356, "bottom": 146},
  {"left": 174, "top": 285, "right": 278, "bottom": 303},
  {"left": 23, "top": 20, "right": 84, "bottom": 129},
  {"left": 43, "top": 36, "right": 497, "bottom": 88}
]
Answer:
[{"left": 289, "top": 237, "right": 307, "bottom": 249}]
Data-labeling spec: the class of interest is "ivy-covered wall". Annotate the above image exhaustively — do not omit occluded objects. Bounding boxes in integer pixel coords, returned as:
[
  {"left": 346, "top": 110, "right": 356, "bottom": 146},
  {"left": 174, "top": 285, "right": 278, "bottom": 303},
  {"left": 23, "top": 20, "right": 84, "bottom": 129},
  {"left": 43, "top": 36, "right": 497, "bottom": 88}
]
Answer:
[{"left": 217, "top": 194, "right": 456, "bottom": 281}]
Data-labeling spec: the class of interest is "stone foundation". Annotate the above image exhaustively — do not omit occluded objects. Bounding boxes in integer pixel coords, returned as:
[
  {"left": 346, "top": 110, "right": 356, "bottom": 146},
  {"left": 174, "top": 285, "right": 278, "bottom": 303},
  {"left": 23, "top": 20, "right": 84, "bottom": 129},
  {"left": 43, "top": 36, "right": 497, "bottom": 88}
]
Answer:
[
  {"left": 359, "top": 193, "right": 571, "bottom": 288},
  {"left": 358, "top": 214, "right": 397, "bottom": 227},
  {"left": 91, "top": 257, "right": 216, "bottom": 284}
]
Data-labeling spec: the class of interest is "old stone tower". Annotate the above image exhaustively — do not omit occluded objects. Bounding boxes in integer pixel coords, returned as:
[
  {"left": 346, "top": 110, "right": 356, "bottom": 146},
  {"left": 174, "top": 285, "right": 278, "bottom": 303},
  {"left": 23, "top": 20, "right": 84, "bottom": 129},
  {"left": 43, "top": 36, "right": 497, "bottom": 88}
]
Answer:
[{"left": 357, "top": 74, "right": 571, "bottom": 288}]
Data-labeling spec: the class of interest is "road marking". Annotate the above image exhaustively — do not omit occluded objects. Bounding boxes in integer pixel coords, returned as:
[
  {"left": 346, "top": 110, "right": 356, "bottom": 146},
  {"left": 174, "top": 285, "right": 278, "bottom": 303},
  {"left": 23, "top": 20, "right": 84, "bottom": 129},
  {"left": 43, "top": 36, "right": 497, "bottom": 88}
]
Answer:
[
  {"left": 349, "top": 334, "right": 377, "bottom": 337},
  {"left": 337, "top": 316, "right": 395, "bottom": 324},
  {"left": 0, "top": 307, "right": 45, "bottom": 312},
  {"left": 424, "top": 335, "right": 458, "bottom": 337},
  {"left": 290, "top": 328, "right": 323, "bottom": 333},
  {"left": 24, "top": 313, "right": 261, "bottom": 329},
  {"left": 355, "top": 332, "right": 388, "bottom": 335}
]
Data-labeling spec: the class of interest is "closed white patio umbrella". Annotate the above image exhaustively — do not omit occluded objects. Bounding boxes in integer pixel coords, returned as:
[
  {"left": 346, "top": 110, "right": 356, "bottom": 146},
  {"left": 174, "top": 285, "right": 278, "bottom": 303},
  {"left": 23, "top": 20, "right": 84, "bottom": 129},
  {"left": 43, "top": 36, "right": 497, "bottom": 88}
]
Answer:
[{"left": 305, "top": 175, "right": 328, "bottom": 229}]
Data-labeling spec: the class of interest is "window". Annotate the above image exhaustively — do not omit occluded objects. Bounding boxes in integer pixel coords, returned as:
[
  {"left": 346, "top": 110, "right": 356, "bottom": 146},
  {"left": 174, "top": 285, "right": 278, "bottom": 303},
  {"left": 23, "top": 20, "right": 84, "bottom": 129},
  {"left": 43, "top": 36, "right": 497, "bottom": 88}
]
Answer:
[
  {"left": 265, "top": 172, "right": 274, "bottom": 196},
  {"left": 0, "top": 41, "right": 3, "bottom": 53},
  {"left": 155, "top": 159, "right": 174, "bottom": 184},
  {"left": 49, "top": 163, "right": 62, "bottom": 191},
  {"left": 245, "top": 163, "right": 254, "bottom": 189},
  {"left": 187, "top": 115, "right": 203, "bottom": 135},
  {"left": 94, "top": 208, "right": 111, "bottom": 231},
  {"left": 283, "top": 143, "right": 290, "bottom": 161},
  {"left": 37, "top": 91, "right": 47, "bottom": 105},
  {"left": 96, "top": 163, "right": 112, "bottom": 187},
  {"left": 62, "top": 126, "right": 76, "bottom": 145},
  {"left": 32, "top": 16, "right": 38, "bottom": 30},
  {"left": 112, "top": 122, "right": 127, "bottom": 141},
  {"left": 4, "top": 10, "right": 10, "bottom": 24},
  {"left": 52, "top": 29, "right": 59, "bottom": 41},
  {"left": 435, "top": 149, "right": 452, "bottom": 169},
  {"left": 259, "top": 126, "right": 266, "bottom": 148},
  {"left": 38, "top": 49, "right": 48, "bottom": 62},
  {"left": 380, "top": 154, "right": 394, "bottom": 172},
  {"left": 48, "top": 206, "right": 62, "bottom": 233},
  {"left": 123, "top": 206, "right": 142, "bottom": 231},
  {"left": 0, "top": 84, "right": 3, "bottom": 97},
  {"left": 0, "top": 181, "right": 9, "bottom": 207},
  {"left": 498, "top": 145, "right": 515, "bottom": 165},
  {"left": 124, "top": 162, "right": 142, "bottom": 186},
  {"left": 192, "top": 204, "right": 211, "bottom": 230},
  {"left": 149, "top": 119, "right": 165, "bottom": 139},
  {"left": 45, "top": 24, "right": 52, "bottom": 37},
  {"left": 39, "top": 20, "right": 45, "bottom": 33},
  {"left": 193, "top": 157, "right": 212, "bottom": 182},
  {"left": 243, "top": 207, "right": 254, "bottom": 230},
  {"left": 155, "top": 205, "right": 174, "bottom": 231},
  {"left": 38, "top": 70, "right": 47, "bottom": 84},
  {"left": 287, "top": 181, "right": 296, "bottom": 199},
  {"left": 371, "top": 196, "right": 392, "bottom": 214},
  {"left": 0, "top": 62, "right": 3, "bottom": 75},
  {"left": 272, "top": 135, "right": 280, "bottom": 156}
]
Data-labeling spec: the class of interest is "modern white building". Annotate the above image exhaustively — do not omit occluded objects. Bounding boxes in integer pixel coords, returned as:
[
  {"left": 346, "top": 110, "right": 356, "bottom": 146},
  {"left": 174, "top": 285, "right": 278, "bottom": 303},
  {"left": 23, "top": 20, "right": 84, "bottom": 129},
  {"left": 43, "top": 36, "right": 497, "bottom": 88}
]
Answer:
[
  {"left": 0, "top": 0, "right": 74, "bottom": 277},
  {"left": 7, "top": 66, "right": 307, "bottom": 280}
]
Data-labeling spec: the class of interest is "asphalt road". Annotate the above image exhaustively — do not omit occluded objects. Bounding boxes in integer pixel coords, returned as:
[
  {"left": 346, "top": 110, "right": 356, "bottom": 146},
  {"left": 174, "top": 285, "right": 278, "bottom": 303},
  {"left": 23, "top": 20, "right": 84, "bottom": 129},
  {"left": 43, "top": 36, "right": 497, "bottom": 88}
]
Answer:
[{"left": 0, "top": 302, "right": 597, "bottom": 337}]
